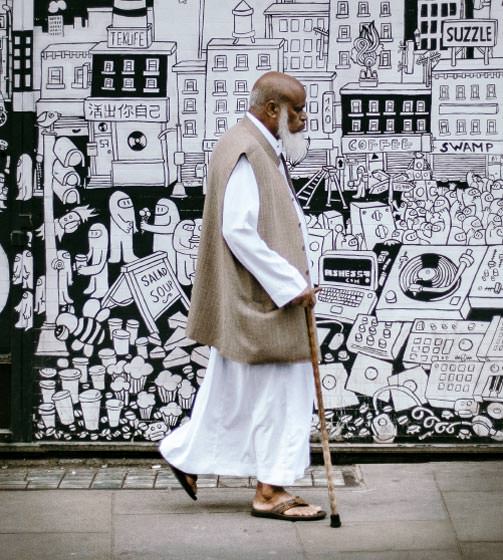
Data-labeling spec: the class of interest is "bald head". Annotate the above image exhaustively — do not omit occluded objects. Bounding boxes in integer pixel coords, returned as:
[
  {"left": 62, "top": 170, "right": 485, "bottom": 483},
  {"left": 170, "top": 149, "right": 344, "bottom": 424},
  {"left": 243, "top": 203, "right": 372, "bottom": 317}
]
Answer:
[{"left": 248, "top": 72, "right": 307, "bottom": 138}]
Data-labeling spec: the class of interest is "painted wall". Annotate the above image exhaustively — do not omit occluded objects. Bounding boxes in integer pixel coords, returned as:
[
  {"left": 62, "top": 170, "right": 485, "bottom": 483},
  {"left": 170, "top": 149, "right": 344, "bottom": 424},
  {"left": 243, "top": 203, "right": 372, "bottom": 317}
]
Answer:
[{"left": 1, "top": 0, "right": 503, "bottom": 445}]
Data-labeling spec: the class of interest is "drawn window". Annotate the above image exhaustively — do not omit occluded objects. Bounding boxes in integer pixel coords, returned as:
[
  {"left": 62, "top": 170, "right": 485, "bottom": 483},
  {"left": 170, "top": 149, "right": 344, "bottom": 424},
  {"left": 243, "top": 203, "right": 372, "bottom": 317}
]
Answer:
[
  {"left": 402, "top": 100, "right": 413, "bottom": 113},
  {"left": 215, "top": 99, "right": 227, "bottom": 113},
  {"left": 369, "top": 119, "right": 379, "bottom": 132},
  {"left": 235, "top": 80, "right": 248, "bottom": 93},
  {"left": 183, "top": 98, "right": 196, "bottom": 113},
  {"left": 381, "top": 23, "right": 392, "bottom": 40},
  {"left": 184, "top": 120, "right": 196, "bottom": 137},
  {"left": 471, "top": 85, "right": 480, "bottom": 99},
  {"left": 144, "top": 77, "right": 158, "bottom": 91},
  {"left": 291, "top": 39, "right": 301, "bottom": 52},
  {"left": 352, "top": 120, "right": 361, "bottom": 132},
  {"left": 440, "top": 85, "right": 449, "bottom": 99},
  {"left": 431, "top": 4, "right": 438, "bottom": 16},
  {"left": 304, "top": 56, "right": 313, "bottom": 69},
  {"left": 351, "top": 100, "right": 362, "bottom": 114},
  {"left": 357, "top": 2, "right": 370, "bottom": 16},
  {"left": 369, "top": 100, "right": 379, "bottom": 113},
  {"left": 279, "top": 19, "right": 288, "bottom": 32},
  {"left": 309, "top": 101, "right": 319, "bottom": 114},
  {"left": 257, "top": 54, "right": 271, "bottom": 69},
  {"left": 0, "top": 15, "right": 5, "bottom": 29},
  {"left": 236, "top": 98, "right": 248, "bottom": 113},
  {"left": 449, "top": 2, "right": 457, "bottom": 15},
  {"left": 310, "top": 84, "right": 318, "bottom": 97},
  {"left": 488, "top": 120, "right": 497, "bottom": 134},
  {"left": 403, "top": 119, "right": 413, "bottom": 132},
  {"left": 417, "top": 119, "right": 426, "bottom": 131},
  {"left": 417, "top": 100, "right": 426, "bottom": 112},
  {"left": 439, "top": 120, "right": 449, "bottom": 135},
  {"left": 304, "top": 39, "right": 313, "bottom": 52},
  {"left": 337, "top": 1, "right": 349, "bottom": 17},
  {"left": 338, "top": 51, "right": 350, "bottom": 67},
  {"left": 184, "top": 79, "right": 197, "bottom": 93},
  {"left": 123, "top": 59, "right": 135, "bottom": 73},
  {"left": 430, "top": 21, "right": 438, "bottom": 33},
  {"left": 381, "top": 2, "right": 391, "bottom": 16},
  {"left": 146, "top": 58, "right": 159, "bottom": 73},
  {"left": 214, "top": 80, "right": 227, "bottom": 94},
  {"left": 304, "top": 19, "right": 313, "bottom": 32},
  {"left": 310, "top": 119, "right": 319, "bottom": 132},
  {"left": 456, "top": 85, "right": 465, "bottom": 100},
  {"left": 235, "top": 54, "right": 248, "bottom": 70},
  {"left": 421, "top": 21, "right": 429, "bottom": 34},
  {"left": 216, "top": 118, "right": 227, "bottom": 135},
  {"left": 457, "top": 119, "right": 466, "bottom": 134},
  {"left": 123, "top": 77, "right": 135, "bottom": 90},
  {"left": 290, "top": 57, "right": 301, "bottom": 70},
  {"left": 471, "top": 120, "right": 480, "bottom": 134},
  {"left": 73, "top": 65, "right": 87, "bottom": 88},
  {"left": 214, "top": 55, "right": 227, "bottom": 70},
  {"left": 103, "top": 77, "right": 114, "bottom": 90},
  {"left": 487, "top": 84, "right": 496, "bottom": 98},
  {"left": 386, "top": 119, "right": 394, "bottom": 132},
  {"left": 441, "top": 3, "right": 448, "bottom": 17},
  {"left": 47, "top": 66, "right": 63, "bottom": 86},
  {"left": 103, "top": 60, "right": 114, "bottom": 74},
  {"left": 379, "top": 50, "right": 391, "bottom": 68},
  {"left": 385, "top": 100, "right": 394, "bottom": 113},
  {"left": 291, "top": 19, "right": 300, "bottom": 32},
  {"left": 421, "top": 4, "right": 428, "bottom": 16},
  {"left": 338, "top": 26, "right": 351, "bottom": 41}
]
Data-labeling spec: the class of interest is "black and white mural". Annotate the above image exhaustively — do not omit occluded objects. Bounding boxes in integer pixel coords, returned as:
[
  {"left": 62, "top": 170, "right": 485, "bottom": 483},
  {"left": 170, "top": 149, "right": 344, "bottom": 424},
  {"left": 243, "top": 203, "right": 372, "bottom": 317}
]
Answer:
[{"left": 2, "top": 0, "right": 503, "bottom": 445}]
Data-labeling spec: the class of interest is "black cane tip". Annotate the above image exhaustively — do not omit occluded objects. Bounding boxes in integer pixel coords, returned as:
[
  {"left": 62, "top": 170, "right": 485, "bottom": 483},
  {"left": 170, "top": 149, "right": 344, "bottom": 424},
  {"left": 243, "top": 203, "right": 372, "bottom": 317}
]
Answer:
[{"left": 330, "top": 514, "right": 342, "bottom": 528}]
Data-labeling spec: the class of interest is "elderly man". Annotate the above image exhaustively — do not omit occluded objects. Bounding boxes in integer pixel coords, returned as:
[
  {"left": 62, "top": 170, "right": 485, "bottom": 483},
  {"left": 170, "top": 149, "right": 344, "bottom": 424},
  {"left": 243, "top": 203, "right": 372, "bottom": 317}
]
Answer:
[{"left": 159, "top": 72, "right": 324, "bottom": 521}]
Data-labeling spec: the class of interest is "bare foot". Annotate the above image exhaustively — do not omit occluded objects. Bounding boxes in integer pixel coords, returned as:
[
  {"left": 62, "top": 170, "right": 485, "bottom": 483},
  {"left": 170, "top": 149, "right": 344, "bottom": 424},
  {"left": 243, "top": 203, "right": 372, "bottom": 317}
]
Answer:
[{"left": 253, "top": 482, "right": 323, "bottom": 518}]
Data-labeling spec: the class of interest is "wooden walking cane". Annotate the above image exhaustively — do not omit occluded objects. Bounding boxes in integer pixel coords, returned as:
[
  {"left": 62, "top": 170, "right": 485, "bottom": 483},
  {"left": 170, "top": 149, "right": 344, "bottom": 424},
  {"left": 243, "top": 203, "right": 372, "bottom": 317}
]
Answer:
[{"left": 305, "top": 306, "right": 342, "bottom": 528}]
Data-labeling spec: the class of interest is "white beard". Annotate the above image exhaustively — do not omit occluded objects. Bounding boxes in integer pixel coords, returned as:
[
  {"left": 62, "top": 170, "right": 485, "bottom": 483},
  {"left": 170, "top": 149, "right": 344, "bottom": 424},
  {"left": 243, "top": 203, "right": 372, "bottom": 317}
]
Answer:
[{"left": 278, "top": 107, "right": 309, "bottom": 166}]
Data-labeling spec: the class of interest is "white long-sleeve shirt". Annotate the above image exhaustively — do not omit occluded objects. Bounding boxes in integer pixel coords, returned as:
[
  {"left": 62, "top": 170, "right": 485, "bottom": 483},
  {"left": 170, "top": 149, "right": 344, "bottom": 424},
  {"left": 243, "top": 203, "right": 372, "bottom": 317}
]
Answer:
[{"left": 222, "top": 112, "right": 309, "bottom": 307}]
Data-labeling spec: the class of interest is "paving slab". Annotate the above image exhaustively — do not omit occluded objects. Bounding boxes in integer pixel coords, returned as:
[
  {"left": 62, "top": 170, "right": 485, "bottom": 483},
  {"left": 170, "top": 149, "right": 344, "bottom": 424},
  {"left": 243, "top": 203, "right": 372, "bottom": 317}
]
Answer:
[
  {"left": 304, "top": 550, "right": 462, "bottom": 560},
  {"left": 0, "top": 532, "right": 111, "bottom": 560},
  {"left": 459, "top": 542, "right": 503, "bottom": 560},
  {"left": 433, "top": 461, "right": 503, "bottom": 492},
  {"left": 442, "top": 491, "right": 503, "bottom": 542},
  {"left": 113, "top": 511, "right": 304, "bottom": 560},
  {"left": 295, "top": 520, "right": 459, "bottom": 553},
  {"left": 0, "top": 491, "right": 112, "bottom": 533}
]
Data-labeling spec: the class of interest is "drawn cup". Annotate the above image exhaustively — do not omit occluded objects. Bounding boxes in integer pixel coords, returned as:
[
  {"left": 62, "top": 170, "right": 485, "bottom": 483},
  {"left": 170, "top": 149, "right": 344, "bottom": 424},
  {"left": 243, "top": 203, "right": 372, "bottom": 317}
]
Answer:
[
  {"left": 74, "top": 254, "right": 87, "bottom": 270},
  {"left": 135, "top": 337, "right": 148, "bottom": 359},
  {"left": 107, "top": 318, "right": 123, "bottom": 340},
  {"left": 105, "top": 398, "right": 123, "bottom": 428},
  {"left": 52, "top": 390, "right": 75, "bottom": 426},
  {"left": 112, "top": 329, "right": 130, "bottom": 356},
  {"left": 39, "top": 367, "right": 57, "bottom": 379},
  {"left": 126, "top": 319, "right": 139, "bottom": 345},
  {"left": 40, "top": 379, "right": 56, "bottom": 403},
  {"left": 79, "top": 389, "right": 102, "bottom": 431},
  {"left": 98, "top": 348, "right": 117, "bottom": 367},
  {"left": 72, "top": 356, "right": 89, "bottom": 384},
  {"left": 58, "top": 368, "right": 81, "bottom": 403},
  {"left": 38, "top": 403, "right": 56, "bottom": 428},
  {"left": 89, "top": 365, "right": 106, "bottom": 390}
]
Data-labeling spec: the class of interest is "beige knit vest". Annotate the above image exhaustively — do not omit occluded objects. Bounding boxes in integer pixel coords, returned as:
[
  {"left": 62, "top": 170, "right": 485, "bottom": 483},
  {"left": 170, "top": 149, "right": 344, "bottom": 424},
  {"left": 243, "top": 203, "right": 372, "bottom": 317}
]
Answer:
[{"left": 186, "top": 116, "right": 312, "bottom": 364}]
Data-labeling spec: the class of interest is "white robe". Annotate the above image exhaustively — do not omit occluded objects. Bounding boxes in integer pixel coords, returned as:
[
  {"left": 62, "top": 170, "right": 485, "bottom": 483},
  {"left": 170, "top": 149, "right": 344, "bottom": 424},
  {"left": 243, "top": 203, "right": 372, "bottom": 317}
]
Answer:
[{"left": 159, "top": 114, "right": 315, "bottom": 486}]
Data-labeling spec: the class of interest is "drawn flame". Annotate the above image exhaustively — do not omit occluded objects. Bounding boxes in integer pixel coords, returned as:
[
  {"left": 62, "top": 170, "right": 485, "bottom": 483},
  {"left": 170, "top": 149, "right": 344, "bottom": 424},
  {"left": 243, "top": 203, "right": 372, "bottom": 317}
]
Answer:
[{"left": 351, "top": 21, "right": 382, "bottom": 69}]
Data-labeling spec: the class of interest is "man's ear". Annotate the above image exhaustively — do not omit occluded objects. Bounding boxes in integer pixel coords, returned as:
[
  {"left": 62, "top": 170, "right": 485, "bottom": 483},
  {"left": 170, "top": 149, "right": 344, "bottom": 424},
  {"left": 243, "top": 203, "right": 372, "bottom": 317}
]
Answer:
[{"left": 264, "top": 100, "right": 280, "bottom": 119}]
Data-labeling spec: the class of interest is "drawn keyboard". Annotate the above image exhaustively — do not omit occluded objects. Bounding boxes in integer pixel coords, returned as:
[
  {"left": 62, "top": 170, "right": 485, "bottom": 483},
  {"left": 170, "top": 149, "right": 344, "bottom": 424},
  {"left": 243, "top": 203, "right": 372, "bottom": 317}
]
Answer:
[{"left": 318, "top": 287, "right": 363, "bottom": 307}]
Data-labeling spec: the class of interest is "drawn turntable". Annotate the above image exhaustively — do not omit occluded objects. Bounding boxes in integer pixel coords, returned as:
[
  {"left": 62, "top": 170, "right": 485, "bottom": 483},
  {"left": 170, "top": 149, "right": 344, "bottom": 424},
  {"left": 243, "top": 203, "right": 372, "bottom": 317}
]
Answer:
[{"left": 376, "top": 245, "right": 487, "bottom": 321}]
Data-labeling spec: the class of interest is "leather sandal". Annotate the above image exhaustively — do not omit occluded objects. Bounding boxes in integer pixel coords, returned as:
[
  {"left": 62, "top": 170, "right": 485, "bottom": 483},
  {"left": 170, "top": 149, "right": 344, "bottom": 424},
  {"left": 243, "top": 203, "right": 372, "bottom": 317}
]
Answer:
[{"left": 251, "top": 496, "right": 326, "bottom": 521}]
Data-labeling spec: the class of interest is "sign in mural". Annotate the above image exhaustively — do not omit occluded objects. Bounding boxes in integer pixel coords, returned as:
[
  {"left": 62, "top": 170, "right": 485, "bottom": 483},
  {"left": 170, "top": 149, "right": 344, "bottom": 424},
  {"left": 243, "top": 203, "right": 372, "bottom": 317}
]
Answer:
[{"left": 0, "top": 0, "right": 501, "bottom": 447}]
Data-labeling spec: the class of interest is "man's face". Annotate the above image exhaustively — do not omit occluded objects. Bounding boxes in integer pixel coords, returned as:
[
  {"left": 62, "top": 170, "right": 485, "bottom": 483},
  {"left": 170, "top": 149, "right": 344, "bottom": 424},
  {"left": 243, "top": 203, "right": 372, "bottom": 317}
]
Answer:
[{"left": 284, "top": 89, "right": 307, "bottom": 134}]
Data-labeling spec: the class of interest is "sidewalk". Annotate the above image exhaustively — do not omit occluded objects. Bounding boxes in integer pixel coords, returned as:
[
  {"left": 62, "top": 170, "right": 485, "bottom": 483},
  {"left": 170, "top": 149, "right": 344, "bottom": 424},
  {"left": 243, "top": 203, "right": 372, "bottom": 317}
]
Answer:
[{"left": 0, "top": 460, "right": 501, "bottom": 559}]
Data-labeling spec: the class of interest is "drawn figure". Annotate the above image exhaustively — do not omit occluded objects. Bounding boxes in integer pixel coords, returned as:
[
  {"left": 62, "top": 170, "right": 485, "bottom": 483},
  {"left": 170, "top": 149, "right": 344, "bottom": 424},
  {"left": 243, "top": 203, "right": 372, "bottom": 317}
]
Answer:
[
  {"left": 53, "top": 250, "right": 73, "bottom": 305},
  {"left": 16, "top": 154, "right": 33, "bottom": 201},
  {"left": 14, "top": 292, "right": 33, "bottom": 330},
  {"left": 77, "top": 223, "right": 109, "bottom": 298},
  {"left": 109, "top": 191, "right": 137, "bottom": 263},
  {"left": 38, "top": 206, "right": 98, "bottom": 242},
  {"left": 350, "top": 166, "right": 368, "bottom": 199},
  {"left": 140, "top": 198, "right": 180, "bottom": 270},
  {"left": 0, "top": 243, "right": 8, "bottom": 315},
  {"left": 35, "top": 276, "right": 46, "bottom": 315},
  {"left": 55, "top": 298, "right": 110, "bottom": 357},
  {"left": 173, "top": 218, "right": 201, "bottom": 285},
  {"left": 12, "top": 253, "right": 23, "bottom": 285},
  {"left": 0, "top": 173, "right": 7, "bottom": 211},
  {"left": 21, "top": 250, "right": 33, "bottom": 290}
]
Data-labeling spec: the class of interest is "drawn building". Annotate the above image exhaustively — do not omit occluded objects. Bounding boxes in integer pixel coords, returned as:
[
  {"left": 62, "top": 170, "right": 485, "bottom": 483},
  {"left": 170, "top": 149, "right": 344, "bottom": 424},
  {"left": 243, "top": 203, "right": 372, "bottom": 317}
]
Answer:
[
  {"left": 431, "top": 57, "right": 503, "bottom": 181},
  {"left": 85, "top": 1, "right": 178, "bottom": 188},
  {"left": 264, "top": 2, "right": 329, "bottom": 72},
  {"left": 0, "top": 2, "right": 12, "bottom": 102},
  {"left": 340, "top": 81, "right": 432, "bottom": 176},
  {"left": 203, "top": 1, "right": 284, "bottom": 158},
  {"left": 11, "top": 0, "right": 34, "bottom": 111}
]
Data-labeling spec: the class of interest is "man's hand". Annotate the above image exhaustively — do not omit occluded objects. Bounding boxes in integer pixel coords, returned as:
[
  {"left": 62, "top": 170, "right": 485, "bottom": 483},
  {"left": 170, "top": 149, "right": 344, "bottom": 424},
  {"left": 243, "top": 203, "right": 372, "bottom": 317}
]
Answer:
[{"left": 287, "top": 287, "right": 321, "bottom": 308}]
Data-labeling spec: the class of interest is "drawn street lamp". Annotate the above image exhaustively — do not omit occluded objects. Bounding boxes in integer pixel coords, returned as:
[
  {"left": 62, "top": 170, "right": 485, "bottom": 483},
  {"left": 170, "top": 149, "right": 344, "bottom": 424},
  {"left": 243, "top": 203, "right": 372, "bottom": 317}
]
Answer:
[
  {"left": 351, "top": 21, "right": 382, "bottom": 87},
  {"left": 159, "top": 123, "right": 186, "bottom": 198}
]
